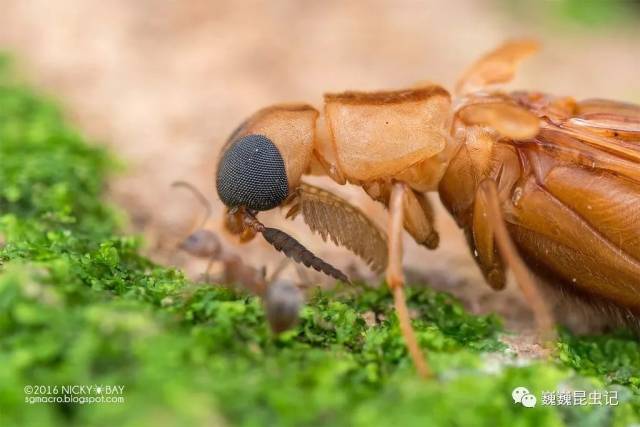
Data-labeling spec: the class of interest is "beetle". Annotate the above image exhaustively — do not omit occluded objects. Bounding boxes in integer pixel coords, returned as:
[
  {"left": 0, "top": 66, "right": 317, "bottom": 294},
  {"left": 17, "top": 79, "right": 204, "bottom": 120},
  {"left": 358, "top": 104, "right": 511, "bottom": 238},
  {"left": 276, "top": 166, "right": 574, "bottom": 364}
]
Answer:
[{"left": 214, "top": 40, "right": 640, "bottom": 378}]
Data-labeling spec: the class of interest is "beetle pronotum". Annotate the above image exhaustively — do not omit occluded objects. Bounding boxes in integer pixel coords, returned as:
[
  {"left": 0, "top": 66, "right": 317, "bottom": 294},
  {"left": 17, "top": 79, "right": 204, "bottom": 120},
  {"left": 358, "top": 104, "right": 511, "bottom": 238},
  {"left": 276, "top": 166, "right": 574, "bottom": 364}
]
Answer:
[{"left": 215, "top": 40, "right": 640, "bottom": 378}]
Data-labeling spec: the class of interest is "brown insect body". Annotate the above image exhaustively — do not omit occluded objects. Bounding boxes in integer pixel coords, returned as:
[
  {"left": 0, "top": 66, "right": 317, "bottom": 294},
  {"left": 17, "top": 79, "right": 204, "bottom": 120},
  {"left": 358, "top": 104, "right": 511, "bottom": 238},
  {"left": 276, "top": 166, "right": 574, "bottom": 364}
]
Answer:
[
  {"left": 441, "top": 91, "right": 640, "bottom": 314},
  {"left": 215, "top": 40, "right": 640, "bottom": 377}
]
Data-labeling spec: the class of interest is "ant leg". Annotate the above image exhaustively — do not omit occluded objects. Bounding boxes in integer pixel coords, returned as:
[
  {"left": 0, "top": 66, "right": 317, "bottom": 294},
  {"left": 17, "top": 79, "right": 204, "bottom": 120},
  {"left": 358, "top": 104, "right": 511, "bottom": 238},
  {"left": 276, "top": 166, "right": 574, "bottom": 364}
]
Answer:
[
  {"left": 475, "top": 179, "right": 555, "bottom": 339},
  {"left": 387, "top": 182, "right": 431, "bottom": 378},
  {"left": 204, "top": 256, "right": 216, "bottom": 282},
  {"left": 293, "top": 264, "right": 312, "bottom": 286},
  {"left": 267, "top": 258, "right": 290, "bottom": 283}
]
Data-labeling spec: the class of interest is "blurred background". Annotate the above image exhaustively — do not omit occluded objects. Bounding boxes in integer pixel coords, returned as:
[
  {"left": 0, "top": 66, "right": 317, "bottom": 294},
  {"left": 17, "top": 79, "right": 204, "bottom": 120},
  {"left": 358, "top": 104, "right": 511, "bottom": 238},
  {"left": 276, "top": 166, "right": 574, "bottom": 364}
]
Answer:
[{"left": 1, "top": 0, "right": 638, "bottom": 329}]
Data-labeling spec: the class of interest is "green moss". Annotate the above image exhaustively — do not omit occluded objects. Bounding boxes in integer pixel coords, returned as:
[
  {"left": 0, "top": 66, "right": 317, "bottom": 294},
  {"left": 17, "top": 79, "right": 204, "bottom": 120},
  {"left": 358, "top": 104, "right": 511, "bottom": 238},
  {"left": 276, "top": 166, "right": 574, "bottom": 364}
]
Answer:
[
  {"left": 504, "top": 0, "right": 640, "bottom": 29},
  {"left": 0, "top": 55, "right": 639, "bottom": 426},
  {"left": 558, "top": 330, "right": 640, "bottom": 393}
]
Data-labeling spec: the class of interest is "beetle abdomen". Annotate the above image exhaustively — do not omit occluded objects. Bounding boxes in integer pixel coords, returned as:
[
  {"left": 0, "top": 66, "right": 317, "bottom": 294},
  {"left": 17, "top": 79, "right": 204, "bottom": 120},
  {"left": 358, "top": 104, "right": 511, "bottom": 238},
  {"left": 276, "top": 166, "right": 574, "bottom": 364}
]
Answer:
[{"left": 506, "top": 158, "right": 640, "bottom": 314}]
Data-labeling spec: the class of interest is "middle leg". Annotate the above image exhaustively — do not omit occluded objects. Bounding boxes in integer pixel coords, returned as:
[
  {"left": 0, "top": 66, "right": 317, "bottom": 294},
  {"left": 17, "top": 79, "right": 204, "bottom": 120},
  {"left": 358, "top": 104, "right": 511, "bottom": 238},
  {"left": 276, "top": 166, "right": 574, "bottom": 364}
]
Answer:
[{"left": 387, "top": 181, "right": 431, "bottom": 378}]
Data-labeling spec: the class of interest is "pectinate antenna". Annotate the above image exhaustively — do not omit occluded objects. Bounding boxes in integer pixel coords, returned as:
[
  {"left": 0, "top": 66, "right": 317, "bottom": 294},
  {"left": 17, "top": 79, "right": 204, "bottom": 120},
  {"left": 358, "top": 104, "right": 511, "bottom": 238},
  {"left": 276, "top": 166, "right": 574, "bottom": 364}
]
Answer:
[{"left": 243, "top": 212, "right": 350, "bottom": 284}]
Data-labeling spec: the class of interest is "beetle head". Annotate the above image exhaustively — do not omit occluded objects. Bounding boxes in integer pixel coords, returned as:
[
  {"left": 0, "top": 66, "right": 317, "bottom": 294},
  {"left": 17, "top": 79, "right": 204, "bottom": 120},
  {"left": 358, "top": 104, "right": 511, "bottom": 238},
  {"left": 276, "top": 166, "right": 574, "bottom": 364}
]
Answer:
[
  {"left": 216, "top": 104, "right": 318, "bottom": 212},
  {"left": 215, "top": 105, "right": 349, "bottom": 283}
]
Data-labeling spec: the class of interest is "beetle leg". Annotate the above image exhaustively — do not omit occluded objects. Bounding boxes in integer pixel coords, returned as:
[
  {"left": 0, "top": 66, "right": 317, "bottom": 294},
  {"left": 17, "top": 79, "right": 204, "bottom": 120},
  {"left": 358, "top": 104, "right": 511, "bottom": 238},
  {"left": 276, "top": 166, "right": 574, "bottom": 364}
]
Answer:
[
  {"left": 471, "top": 189, "right": 506, "bottom": 291},
  {"left": 475, "top": 179, "right": 555, "bottom": 339},
  {"left": 404, "top": 190, "right": 440, "bottom": 249},
  {"left": 363, "top": 181, "right": 439, "bottom": 250},
  {"left": 387, "top": 182, "right": 431, "bottom": 378}
]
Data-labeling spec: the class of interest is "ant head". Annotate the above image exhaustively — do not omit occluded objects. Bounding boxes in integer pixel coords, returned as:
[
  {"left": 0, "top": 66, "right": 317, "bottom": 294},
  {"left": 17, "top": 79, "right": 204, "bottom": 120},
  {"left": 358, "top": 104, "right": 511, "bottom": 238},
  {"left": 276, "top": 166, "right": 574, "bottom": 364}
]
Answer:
[
  {"left": 216, "top": 104, "right": 318, "bottom": 212},
  {"left": 180, "top": 229, "right": 221, "bottom": 258}
]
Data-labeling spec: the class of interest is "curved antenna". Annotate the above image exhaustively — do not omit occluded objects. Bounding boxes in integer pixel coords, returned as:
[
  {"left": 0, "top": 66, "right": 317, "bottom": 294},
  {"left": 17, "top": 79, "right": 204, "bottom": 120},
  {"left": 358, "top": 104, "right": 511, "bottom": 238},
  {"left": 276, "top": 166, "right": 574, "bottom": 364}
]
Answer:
[{"left": 171, "top": 181, "right": 212, "bottom": 229}]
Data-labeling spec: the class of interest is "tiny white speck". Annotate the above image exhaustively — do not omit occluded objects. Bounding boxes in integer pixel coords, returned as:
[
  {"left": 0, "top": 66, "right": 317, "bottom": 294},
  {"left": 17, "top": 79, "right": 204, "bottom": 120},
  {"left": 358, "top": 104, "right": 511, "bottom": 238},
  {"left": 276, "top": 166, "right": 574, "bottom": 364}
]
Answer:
[
  {"left": 473, "top": 249, "right": 479, "bottom": 257},
  {"left": 572, "top": 278, "right": 576, "bottom": 283},
  {"left": 512, "top": 187, "right": 523, "bottom": 206}
]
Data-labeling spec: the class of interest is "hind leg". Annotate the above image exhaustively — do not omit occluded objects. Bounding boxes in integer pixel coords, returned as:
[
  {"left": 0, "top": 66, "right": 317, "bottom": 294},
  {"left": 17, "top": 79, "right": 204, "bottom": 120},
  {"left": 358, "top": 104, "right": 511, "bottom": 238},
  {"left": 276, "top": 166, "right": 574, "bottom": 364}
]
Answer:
[{"left": 472, "top": 179, "right": 555, "bottom": 339}]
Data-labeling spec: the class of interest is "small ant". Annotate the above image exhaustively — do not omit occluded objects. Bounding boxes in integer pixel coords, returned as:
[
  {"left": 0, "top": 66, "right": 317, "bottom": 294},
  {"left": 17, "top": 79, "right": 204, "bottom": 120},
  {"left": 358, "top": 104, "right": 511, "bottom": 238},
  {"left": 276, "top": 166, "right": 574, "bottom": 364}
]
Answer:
[{"left": 172, "top": 181, "right": 304, "bottom": 333}]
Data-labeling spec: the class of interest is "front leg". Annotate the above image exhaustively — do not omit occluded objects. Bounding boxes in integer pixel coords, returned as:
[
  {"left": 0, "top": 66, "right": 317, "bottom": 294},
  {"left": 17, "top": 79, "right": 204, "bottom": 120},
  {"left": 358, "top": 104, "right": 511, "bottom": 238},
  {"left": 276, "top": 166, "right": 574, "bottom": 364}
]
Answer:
[
  {"left": 404, "top": 189, "right": 439, "bottom": 249},
  {"left": 387, "top": 182, "right": 431, "bottom": 378},
  {"left": 363, "top": 181, "right": 440, "bottom": 250}
]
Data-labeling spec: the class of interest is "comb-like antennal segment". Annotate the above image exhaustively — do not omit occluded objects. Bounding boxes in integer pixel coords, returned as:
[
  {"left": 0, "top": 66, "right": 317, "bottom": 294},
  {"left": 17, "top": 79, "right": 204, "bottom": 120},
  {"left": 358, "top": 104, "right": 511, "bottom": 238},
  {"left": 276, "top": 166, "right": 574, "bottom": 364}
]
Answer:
[
  {"left": 261, "top": 228, "right": 350, "bottom": 283},
  {"left": 172, "top": 181, "right": 213, "bottom": 229},
  {"left": 242, "top": 212, "right": 350, "bottom": 283}
]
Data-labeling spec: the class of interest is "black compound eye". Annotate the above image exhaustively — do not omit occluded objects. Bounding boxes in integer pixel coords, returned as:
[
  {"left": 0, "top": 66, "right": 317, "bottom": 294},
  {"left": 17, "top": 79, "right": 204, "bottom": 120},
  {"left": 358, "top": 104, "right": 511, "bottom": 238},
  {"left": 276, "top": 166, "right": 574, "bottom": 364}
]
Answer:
[{"left": 216, "top": 134, "right": 289, "bottom": 211}]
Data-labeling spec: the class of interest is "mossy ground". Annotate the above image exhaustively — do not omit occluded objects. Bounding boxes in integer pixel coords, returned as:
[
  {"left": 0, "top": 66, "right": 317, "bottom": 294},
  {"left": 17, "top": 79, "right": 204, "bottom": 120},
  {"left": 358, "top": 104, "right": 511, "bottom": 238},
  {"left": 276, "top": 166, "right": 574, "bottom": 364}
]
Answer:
[{"left": 0, "top": 58, "right": 639, "bottom": 427}]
